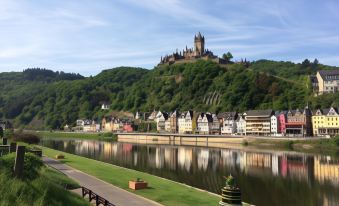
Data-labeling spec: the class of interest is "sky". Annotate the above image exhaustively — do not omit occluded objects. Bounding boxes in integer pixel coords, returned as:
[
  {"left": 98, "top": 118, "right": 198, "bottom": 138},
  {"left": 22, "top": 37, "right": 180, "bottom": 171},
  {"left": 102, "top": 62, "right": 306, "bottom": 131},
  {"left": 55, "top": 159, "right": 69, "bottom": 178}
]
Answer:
[{"left": 0, "top": 0, "right": 339, "bottom": 76}]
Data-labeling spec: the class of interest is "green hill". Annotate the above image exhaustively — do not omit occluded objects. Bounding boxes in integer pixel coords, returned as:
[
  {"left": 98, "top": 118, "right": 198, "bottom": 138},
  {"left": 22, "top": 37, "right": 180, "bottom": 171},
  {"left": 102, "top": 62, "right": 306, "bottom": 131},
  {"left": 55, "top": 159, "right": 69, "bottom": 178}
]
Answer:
[{"left": 0, "top": 60, "right": 338, "bottom": 129}]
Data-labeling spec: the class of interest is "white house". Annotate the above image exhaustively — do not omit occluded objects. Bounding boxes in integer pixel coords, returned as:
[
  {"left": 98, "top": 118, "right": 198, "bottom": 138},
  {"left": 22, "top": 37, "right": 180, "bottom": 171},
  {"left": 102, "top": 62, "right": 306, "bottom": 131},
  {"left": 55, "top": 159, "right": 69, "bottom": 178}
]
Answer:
[
  {"left": 156, "top": 111, "right": 168, "bottom": 132},
  {"left": 196, "top": 113, "right": 211, "bottom": 134},
  {"left": 83, "top": 120, "right": 98, "bottom": 132},
  {"left": 135, "top": 111, "right": 141, "bottom": 120},
  {"left": 178, "top": 111, "right": 193, "bottom": 134},
  {"left": 148, "top": 110, "right": 158, "bottom": 121},
  {"left": 236, "top": 115, "right": 246, "bottom": 135},
  {"left": 270, "top": 114, "right": 279, "bottom": 136},
  {"left": 101, "top": 103, "right": 110, "bottom": 110},
  {"left": 219, "top": 112, "right": 238, "bottom": 135}
]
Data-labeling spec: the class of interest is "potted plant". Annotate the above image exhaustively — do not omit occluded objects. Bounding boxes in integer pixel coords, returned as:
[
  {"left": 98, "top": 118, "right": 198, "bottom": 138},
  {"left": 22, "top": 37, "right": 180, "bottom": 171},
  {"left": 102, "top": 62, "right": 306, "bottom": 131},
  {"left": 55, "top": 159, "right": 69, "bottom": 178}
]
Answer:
[{"left": 129, "top": 177, "right": 148, "bottom": 190}]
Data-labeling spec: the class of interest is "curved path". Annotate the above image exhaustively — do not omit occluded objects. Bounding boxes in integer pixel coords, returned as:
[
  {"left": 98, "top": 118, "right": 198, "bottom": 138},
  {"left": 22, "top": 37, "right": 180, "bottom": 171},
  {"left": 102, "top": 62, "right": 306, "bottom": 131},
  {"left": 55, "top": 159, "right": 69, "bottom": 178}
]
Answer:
[{"left": 43, "top": 157, "right": 162, "bottom": 206}]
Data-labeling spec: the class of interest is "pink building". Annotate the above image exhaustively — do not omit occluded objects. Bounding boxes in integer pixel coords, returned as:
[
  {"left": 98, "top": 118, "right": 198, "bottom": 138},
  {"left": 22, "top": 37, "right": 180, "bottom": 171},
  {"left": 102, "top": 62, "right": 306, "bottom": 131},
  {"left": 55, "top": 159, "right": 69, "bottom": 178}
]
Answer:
[
  {"left": 122, "top": 120, "right": 134, "bottom": 133},
  {"left": 278, "top": 111, "right": 287, "bottom": 135}
]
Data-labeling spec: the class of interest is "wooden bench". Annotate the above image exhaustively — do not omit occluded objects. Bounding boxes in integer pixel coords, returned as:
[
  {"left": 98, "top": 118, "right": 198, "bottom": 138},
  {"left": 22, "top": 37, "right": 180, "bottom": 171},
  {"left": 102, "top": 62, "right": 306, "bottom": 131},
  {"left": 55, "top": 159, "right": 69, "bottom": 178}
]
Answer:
[{"left": 82, "top": 187, "right": 115, "bottom": 206}]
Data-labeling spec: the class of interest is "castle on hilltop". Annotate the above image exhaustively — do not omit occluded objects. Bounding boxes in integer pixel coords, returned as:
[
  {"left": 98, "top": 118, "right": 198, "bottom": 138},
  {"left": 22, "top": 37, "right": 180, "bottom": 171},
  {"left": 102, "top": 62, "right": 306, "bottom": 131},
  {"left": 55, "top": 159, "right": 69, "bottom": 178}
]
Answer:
[{"left": 158, "top": 32, "right": 226, "bottom": 66}]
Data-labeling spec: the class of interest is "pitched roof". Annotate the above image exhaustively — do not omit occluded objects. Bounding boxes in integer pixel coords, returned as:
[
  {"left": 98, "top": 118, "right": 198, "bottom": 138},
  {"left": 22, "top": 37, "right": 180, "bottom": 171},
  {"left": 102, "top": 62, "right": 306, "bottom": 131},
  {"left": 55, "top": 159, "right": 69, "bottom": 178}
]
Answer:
[
  {"left": 318, "top": 70, "right": 339, "bottom": 80},
  {"left": 245, "top": 109, "right": 273, "bottom": 117},
  {"left": 217, "top": 112, "right": 237, "bottom": 120}
]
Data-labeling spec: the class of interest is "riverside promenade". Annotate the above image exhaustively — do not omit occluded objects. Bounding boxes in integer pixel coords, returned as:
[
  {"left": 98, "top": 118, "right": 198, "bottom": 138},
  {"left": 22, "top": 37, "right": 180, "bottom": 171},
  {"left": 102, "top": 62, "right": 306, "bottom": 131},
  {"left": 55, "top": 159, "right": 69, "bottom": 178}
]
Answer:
[{"left": 43, "top": 157, "right": 162, "bottom": 206}]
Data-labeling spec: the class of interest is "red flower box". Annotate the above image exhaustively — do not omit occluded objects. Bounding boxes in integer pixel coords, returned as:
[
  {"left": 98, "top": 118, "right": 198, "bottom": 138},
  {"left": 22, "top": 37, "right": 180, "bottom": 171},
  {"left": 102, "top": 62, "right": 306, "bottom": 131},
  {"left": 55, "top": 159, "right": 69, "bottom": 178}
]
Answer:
[{"left": 129, "top": 180, "right": 148, "bottom": 190}]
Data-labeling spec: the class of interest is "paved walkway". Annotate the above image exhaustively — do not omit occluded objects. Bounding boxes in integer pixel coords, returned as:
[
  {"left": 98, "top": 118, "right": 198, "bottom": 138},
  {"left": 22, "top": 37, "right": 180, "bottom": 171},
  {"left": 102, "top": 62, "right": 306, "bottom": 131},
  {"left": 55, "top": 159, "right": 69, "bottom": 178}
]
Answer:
[{"left": 43, "top": 157, "right": 162, "bottom": 206}]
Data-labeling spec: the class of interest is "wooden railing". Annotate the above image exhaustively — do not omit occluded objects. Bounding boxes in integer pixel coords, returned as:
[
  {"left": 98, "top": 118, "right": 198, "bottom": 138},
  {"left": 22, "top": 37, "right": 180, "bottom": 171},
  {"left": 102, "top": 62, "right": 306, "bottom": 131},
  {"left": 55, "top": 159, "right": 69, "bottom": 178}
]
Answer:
[{"left": 82, "top": 187, "right": 115, "bottom": 206}]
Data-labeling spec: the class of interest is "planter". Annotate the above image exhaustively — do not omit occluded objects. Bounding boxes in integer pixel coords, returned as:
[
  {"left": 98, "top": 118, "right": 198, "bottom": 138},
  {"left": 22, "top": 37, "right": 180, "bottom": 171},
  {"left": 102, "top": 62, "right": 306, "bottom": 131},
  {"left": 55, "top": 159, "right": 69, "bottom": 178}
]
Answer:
[{"left": 129, "top": 180, "right": 148, "bottom": 190}]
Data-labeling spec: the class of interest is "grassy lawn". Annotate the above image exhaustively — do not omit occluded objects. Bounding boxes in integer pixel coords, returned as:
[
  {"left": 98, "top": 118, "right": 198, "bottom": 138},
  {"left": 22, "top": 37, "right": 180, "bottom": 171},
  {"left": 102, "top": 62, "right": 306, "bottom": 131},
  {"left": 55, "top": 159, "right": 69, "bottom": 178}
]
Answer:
[
  {"left": 41, "top": 146, "right": 220, "bottom": 206},
  {"left": 34, "top": 131, "right": 117, "bottom": 141},
  {"left": 0, "top": 153, "right": 90, "bottom": 206}
]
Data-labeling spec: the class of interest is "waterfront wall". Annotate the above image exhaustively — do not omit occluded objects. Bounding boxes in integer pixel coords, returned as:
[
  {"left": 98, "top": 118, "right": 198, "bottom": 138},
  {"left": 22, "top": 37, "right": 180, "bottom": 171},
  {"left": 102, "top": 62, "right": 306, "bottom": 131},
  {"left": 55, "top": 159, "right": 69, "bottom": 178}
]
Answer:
[{"left": 117, "top": 133, "right": 244, "bottom": 149}]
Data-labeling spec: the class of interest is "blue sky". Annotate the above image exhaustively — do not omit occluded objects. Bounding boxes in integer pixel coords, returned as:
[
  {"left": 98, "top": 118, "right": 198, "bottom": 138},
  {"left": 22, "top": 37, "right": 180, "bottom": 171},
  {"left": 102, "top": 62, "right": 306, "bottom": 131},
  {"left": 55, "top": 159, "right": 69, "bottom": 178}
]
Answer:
[{"left": 0, "top": 0, "right": 339, "bottom": 76}]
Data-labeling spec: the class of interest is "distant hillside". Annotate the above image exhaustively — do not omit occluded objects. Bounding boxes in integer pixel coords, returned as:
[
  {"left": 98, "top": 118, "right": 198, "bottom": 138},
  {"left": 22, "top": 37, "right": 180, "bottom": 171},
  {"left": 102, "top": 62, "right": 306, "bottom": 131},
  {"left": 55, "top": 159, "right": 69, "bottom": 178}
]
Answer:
[{"left": 0, "top": 61, "right": 338, "bottom": 129}]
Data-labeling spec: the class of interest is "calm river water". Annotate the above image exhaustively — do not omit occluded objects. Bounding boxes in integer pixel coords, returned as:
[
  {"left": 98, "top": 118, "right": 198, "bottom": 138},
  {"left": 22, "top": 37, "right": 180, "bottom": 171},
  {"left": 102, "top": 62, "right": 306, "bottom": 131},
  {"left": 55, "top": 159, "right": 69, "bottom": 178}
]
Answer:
[{"left": 41, "top": 138, "right": 339, "bottom": 206}]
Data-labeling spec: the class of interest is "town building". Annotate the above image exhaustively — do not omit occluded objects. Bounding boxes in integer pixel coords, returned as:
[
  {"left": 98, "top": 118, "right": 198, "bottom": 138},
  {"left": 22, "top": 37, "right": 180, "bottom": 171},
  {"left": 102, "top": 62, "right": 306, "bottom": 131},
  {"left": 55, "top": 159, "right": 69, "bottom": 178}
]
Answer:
[
  {"left": 270, "top": 112, "right": 279, "bottom": 136},
  {"left": 312, "top": 107, "right": 339, "bottom": 136},
  {"left": 156, "top": 111, "right": 169, "bottom": 132},
  {"left": 148, "top": 110, "right": 158, "bottom": 121},
  {"left": 277, "top": 111, "right": 288, "bottom": 135},
  {"left": 210, "top": 113, "right": 221, "bottom": 134},
  {"left": 219, "top": 112, "right": 238, "bottom": 135},
  {"left": 285, "top": 107, "right": 312, "bottom": 137},
  {"left": 121, "top": 119, "right": 134, "bottom": 133},
  {"left": 178, "top": 111, "right": 194, "bottom": 134},
  {"left": 168, "top": 110, "right": 179, "bottom": 133},
  {"left": 236, "top": 114, "right": 246, "bottom": 135},
  {"left": 135, "top": 111, "right": 141, "bottom": 120},
  {"left": 83, "top": 120, "right": 99, "bottom": 132},
  {"left": 101, "top": 116, "right": 113, "bottom": 132},
  {"left": 316, "top": 70, "right": 339, "bottom": 94},
  {"left": 158, "top": 33, "right": 226, "bottom": 66},
  {"left": 101, "top": 102, "right": 110, "bottom": 110},
  {"left": 196, "top": 113, "right": 212, "bottom": 134},
  {"left": 244, "top": 110, "right": 274, "bottom": 135}
]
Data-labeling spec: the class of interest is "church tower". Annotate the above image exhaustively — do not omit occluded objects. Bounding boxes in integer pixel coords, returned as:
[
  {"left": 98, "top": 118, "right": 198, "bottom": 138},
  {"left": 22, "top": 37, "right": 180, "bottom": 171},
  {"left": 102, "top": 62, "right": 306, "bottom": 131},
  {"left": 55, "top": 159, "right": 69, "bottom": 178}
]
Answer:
[{"left": 194, "top": 32, "right": 205, "bottom": 56}]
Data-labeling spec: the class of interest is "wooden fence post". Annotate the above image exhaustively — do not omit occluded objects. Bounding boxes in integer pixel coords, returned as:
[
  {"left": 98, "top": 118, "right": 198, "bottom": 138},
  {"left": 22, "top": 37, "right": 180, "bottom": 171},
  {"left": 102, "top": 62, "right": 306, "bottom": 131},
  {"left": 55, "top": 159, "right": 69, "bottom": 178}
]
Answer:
[
  {"left": 14, "top": 146, "right": 25, "bottom": 178},
  {"left": 2, "top": 138, "right": 7, "bottom": 145},
  {"left": 10, "top": 142, "right": 17, "bottom": 153}
]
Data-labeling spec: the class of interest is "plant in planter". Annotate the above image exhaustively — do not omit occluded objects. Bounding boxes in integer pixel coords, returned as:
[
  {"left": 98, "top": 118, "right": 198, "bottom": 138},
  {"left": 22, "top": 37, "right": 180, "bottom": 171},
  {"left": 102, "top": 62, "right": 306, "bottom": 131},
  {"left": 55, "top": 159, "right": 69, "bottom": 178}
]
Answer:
[{"left": 129, "top": 177, "right": 148, "bottom": 190}]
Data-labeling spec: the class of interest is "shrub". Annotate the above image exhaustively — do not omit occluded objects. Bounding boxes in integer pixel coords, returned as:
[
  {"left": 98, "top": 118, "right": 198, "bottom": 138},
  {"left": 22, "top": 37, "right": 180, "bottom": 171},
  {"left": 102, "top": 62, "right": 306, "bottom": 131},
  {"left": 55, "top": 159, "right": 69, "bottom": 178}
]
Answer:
[
  {"left": 332, "top": 136, "right": 339, "bottom": 147},
  {"left": 285, "top": 140, "right": 294, "bottom": 150},
  {"left": 12, "top": 133, "right": 40, "bottom": 144},
  {"left": 0, "top": 152, "right": 43, "bottom": 180},
  {"left": 242, "top": 140, "right": 249, "bottom": 146},
  {"left": 103, "top": 132, "right": 113, "bottom": 137}
]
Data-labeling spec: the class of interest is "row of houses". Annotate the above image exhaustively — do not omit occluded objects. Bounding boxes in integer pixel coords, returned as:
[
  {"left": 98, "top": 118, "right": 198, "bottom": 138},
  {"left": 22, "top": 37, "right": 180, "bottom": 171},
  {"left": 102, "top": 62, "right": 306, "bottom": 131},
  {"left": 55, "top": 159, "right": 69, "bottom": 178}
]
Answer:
[
  {"left": 71, "top": 117, "right": 135, "bottom": 133},
  {"left": 152, "top": 106, "right": 339, "bottom": 137},
  {"left": 71, "top": 105, "right": 339, "bottom": 137}
]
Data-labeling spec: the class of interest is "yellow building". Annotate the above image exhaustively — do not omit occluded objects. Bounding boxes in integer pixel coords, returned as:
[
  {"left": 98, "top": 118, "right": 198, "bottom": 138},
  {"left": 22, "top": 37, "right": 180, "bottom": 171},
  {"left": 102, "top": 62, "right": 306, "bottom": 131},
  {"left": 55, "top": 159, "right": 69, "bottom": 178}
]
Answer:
[{"left": 312, "top": 107, "right": 339, "bottom": 136}]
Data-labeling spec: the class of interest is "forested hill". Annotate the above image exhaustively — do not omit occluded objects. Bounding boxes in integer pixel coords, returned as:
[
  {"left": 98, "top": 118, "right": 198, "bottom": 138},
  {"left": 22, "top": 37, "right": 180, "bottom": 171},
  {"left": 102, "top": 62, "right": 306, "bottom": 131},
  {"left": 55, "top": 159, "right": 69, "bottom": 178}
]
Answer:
[{"left": 0, "top": 60, "right": 338, "bottom": 129}]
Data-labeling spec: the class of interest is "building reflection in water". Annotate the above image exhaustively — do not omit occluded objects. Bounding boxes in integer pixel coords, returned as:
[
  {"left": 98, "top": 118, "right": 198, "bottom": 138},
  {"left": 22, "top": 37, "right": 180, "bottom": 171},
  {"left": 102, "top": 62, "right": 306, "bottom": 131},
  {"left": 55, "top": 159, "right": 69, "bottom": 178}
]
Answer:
[{"left": 42, "top": 139, "right": 339, "bottom": 206}]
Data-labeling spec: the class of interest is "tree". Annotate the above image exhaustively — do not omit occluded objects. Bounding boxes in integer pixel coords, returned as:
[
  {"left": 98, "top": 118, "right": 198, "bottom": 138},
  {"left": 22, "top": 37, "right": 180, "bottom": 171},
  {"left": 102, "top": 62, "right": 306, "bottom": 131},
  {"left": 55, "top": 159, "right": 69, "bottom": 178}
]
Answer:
[
  {"left": 0, "top": 127, "right": 3, "bottom": 138},
  {"left": 222, "top": 52, "right": 233, "bottom": 62},
  {"left": 313, "top": 58, "right": 319, "bottom": 65},
  {"left": 301, "top": 59, "right": 311, "bottom": 67}
]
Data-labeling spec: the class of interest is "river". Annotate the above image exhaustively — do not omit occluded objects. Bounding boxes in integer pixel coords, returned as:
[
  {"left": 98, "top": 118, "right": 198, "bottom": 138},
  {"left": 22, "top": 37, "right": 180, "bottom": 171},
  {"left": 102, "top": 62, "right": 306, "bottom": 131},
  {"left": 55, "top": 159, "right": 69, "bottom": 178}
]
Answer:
[{"left": 41, "top": 138, "right": 339, "bottom": 206}]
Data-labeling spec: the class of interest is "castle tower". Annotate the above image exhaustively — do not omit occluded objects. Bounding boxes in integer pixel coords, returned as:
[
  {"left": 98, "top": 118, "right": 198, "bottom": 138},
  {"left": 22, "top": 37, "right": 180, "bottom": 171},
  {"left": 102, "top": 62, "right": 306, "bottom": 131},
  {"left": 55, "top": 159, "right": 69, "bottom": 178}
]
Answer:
[{"left": 194, "top": 32, "right": 205, "bottom": 56}]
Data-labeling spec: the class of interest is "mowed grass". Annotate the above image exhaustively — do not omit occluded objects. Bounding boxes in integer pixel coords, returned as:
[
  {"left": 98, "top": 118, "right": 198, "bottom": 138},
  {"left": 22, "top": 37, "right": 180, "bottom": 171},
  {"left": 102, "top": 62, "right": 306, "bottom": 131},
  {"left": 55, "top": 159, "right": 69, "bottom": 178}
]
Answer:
[{"left": 41, "top": 147, "right": 220, "bottom": 206}]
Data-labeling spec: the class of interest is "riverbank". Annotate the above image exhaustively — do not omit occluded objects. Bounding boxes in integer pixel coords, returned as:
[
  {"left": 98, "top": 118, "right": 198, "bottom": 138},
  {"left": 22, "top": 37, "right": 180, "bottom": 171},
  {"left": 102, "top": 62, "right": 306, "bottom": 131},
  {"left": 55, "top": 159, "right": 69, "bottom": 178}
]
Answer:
[
  {"left": 32, "top": 130, "right": 339, "bottom": 155},
  {"left": 245, "top": 137, "right": 339, "bottom": 155},
  {"left": 40, "top": 146, "right": 222, "bottom": 206}
]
